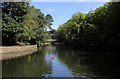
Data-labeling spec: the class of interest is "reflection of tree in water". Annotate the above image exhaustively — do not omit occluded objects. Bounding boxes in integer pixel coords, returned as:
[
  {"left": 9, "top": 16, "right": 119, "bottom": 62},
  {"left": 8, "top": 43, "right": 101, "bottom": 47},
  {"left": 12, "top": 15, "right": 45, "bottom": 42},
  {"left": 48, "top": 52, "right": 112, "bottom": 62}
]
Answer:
[
  {"left": 2, "top": 47, "right": 52, "bottom": 77},
  {"left": 56, "top": 46, "right": 95, "bottom": 77},
  {"left": 43, "top": 46, "right": 57, "bottom": 55},
  {"left": 80, "top": 53, "right": 119, "bottom": 79},
  {"left": 56, "top": 46, "right": 118, "bottom": 78},
  {"left": 3, "top": 46, "right": 119, "bottom": 78}
]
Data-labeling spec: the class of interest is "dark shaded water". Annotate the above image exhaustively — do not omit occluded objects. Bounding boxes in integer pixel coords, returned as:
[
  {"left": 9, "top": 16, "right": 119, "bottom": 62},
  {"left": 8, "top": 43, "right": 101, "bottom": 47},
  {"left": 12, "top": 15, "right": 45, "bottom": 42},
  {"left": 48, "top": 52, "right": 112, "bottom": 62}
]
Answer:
[{"left": 2, "top": 46, "right": 119, "bottom": 78}]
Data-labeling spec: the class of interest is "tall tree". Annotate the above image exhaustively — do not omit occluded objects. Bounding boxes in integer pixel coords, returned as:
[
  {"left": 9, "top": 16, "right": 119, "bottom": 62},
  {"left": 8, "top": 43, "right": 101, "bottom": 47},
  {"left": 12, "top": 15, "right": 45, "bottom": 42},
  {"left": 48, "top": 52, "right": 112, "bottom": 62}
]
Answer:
[
  {"left": 2, "top": 2, "right": 53, "bottom": 45},
  {"left": 2, "top": 2, "right": 29, "bottom": 45}
]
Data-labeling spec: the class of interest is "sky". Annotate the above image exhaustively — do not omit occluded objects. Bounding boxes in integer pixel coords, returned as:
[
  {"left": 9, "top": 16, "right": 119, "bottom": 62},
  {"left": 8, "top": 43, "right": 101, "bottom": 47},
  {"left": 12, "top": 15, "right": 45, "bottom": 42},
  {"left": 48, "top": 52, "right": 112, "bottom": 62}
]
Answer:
[{"left": 30, "top": 2, "right": 106, "bottom": 30}]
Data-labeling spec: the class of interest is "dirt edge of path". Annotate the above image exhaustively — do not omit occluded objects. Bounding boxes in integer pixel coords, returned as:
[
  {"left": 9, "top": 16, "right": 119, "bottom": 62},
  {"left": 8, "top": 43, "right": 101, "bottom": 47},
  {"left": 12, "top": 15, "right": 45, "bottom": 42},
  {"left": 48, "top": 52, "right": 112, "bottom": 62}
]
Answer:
[{"left": 0, "top": 45, "right": 37, "bottom": 60}]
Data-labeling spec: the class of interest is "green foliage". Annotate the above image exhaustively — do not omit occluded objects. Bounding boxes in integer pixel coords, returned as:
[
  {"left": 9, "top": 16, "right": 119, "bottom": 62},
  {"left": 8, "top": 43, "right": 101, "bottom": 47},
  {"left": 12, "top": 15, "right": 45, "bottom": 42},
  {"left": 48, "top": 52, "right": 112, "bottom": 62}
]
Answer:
[
  {"left": 2, "top": 2, "right": 53, "bottom": 45},
  {"left": 56, "top": 2, "right": 120, "bottom": 48}
]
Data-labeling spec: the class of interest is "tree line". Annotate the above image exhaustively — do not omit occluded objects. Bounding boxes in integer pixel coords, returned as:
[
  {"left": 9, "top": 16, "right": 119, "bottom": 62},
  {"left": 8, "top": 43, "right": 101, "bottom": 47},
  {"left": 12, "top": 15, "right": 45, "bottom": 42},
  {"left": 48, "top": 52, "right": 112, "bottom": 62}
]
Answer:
[
  {"left": 56, "top": 2, "right": 120, "bottom": 50},
  {"left": 2, "top": 2, "right": 53, "bottom": 46}
]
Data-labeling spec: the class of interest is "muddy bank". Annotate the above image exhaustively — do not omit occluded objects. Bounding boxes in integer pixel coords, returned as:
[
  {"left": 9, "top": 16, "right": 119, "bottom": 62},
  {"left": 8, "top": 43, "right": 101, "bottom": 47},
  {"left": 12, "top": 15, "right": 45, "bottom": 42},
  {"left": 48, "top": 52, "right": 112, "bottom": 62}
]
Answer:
[{"left": 0, "top": 45, "right": 37, "bottom": 60}]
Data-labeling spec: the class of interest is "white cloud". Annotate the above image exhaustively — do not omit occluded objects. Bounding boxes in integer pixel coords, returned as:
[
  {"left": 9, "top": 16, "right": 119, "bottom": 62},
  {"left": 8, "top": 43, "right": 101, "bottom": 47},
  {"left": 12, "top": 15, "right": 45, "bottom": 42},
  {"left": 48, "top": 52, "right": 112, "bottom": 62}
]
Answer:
[{"left": 47, "top": 9, "right": 56, "bottom": 12}]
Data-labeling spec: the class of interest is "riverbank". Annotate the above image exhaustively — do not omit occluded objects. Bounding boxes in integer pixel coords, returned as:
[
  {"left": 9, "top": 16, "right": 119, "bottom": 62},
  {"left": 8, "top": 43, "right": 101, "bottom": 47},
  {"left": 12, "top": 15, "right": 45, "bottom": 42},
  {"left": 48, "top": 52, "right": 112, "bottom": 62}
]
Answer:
[{"left": 0, "top": 45, "right": 37, "bottom": 60}]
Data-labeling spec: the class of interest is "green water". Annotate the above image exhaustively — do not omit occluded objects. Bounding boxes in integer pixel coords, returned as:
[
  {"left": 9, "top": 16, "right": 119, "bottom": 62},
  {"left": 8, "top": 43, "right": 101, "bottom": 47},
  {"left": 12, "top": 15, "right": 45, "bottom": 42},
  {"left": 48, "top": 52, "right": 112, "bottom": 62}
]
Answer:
[{"left": 2, "top": 46, "right": 119, "bottom": 78}]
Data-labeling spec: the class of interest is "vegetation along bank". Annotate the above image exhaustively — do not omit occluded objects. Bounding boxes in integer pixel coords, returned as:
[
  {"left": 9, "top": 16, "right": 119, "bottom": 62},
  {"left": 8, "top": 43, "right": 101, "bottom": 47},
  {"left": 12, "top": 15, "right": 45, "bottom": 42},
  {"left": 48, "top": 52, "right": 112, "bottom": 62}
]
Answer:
[
  {"left": 55, "top": 2, "right": 120, "bottom": 51},
  {"left": 2, "top": 2, "right": 54, "bottom": 46}
]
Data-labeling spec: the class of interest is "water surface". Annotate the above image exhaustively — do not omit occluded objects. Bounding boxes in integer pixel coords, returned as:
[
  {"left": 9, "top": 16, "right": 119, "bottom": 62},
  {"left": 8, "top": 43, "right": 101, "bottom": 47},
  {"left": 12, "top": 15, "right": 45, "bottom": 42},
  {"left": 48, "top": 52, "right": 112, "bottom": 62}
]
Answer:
[{"left": 2, "top": 46, "right": 119, "bottom": 78}]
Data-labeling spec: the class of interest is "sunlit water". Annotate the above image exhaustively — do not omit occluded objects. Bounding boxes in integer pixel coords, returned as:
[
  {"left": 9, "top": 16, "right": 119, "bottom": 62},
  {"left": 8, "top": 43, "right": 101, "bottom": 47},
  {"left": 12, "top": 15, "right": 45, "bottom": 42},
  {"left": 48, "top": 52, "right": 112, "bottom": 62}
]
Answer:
[{"left": 2, "top": 46, "right": 119, "bottom": 78}]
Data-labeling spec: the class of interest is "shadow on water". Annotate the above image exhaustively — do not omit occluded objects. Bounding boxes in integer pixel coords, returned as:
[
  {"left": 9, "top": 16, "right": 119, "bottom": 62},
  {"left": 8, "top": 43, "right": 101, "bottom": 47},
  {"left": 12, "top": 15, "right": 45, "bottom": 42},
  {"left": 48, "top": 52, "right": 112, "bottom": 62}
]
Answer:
[
  {"left": 56, "top": 45, "right": 119, "bottom": 79},
  {"left": 2, "top": 47, "right": 53, "bottom": 77},
  {"left": 2, "top": 45, "right": 119, "bottom": 79}
]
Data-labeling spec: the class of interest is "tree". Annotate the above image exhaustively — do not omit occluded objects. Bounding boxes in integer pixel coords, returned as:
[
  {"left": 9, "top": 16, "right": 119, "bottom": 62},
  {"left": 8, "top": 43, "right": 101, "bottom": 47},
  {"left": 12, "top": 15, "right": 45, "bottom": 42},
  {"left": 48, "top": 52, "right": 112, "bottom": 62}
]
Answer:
[
  {"left": 2, "top": 2, "right": 54, "bottom": 46},
  {"left": 56, "top": 2, "right": 120, "bottom": 49},
  {"left": 2, "top": 2, "right": 29, "bottom": 45}
]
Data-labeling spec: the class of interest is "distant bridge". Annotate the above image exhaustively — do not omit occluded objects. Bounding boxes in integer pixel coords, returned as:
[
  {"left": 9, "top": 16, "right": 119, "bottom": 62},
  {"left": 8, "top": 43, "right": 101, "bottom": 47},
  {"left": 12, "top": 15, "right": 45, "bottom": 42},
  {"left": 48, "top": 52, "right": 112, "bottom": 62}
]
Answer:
[{"left": 47, "top": 39, "right": 57, "bottom": 42}]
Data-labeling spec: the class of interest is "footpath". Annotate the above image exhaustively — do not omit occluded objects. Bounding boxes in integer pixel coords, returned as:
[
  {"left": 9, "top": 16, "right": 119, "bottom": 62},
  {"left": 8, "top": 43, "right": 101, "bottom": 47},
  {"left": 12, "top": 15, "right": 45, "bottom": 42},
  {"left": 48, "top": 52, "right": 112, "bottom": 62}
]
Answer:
[{"left": 0, "top": 45, "right": 37, "bottom": 60}]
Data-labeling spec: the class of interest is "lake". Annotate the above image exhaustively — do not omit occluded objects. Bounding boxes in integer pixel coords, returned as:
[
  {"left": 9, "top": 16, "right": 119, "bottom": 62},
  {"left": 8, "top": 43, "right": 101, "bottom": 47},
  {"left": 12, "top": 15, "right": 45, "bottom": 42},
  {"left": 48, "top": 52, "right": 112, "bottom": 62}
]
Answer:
[{"left": 2, "top": 45, "right": 119, "bottom": 79}]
